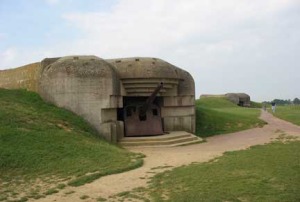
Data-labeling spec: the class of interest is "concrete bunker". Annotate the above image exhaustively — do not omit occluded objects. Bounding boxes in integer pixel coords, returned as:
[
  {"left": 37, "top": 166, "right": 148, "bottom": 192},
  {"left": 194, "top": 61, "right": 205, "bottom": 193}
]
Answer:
[
  {"left": 225, "top": 93, "right": 251, "bottom": 107},
  {"left": 105, "top": 57, "right": 196, "bottom": 141},
  {"left": 0, "top": 55, "right": 196, "bottom": 143},
  {"left": 200, "top": 93, "right": 251, "bottom": 107}
]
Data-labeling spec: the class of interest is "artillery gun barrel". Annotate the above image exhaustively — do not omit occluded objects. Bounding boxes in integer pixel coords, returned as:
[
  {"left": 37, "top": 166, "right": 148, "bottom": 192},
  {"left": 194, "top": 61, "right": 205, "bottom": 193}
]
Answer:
[{"left": 139, "top": 82, "right": 163, "bottom": 116}]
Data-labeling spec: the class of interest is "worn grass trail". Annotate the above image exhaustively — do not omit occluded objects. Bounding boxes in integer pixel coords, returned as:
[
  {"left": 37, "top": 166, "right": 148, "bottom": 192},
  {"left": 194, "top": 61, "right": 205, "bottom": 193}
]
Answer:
[{"left": 38, "top": 111, "right": 300, "bottom": 202}]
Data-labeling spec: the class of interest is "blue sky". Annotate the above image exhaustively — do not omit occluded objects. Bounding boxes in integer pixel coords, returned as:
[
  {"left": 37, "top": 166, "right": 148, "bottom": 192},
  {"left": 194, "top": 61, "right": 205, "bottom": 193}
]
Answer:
[
  {"left": 0, "top": 0, "right": 116, "bottom": 52},
  {"left": 0, "top": 0, "right": 299, "bottom": 101}
]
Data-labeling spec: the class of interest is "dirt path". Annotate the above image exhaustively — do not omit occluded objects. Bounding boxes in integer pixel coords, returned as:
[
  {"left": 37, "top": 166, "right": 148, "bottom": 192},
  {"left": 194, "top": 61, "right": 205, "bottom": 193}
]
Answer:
[{"left": 37, "top": 111, "right": 300, "bottom": 202}]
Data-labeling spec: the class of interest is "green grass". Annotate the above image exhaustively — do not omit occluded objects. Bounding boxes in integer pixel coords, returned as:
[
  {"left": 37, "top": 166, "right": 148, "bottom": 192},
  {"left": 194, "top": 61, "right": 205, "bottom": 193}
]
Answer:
[
  {"left": 145, "top": 140, "right": 300, "bottom": 202},
  {"left": 96, "top": 196, "right": 107, "bottom": 201},
  {"left": 272, "top": 105, "right": 300, "bottom": 126},
  {"left": 196, "top": 97, "right": 265, "bottom": 137},
  {"left": 250, "top": 101, "right": 263, "bottom": 108},
  {"left": 80, "top": 195, "right": 89, "bottom": 200},
  {"left": 113, "top": 188, "right": 151, "bottom": 202},
  {"left": 44, "top": 188, "right": 59, "bottom": 195},
  {"left": 0, "top": 89, "right": 143, "bottom": 200}
]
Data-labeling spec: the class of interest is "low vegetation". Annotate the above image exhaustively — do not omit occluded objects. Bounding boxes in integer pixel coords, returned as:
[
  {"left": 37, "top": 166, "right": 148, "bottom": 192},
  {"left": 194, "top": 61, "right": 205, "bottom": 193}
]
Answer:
[
  {"left": 271, "top": 105, "right": 300, "bottom": 126},
  {"left": 124, "top": 137, "right": 300, "bottom": 201},
  {"left": 250, "top": 101, "right": 263, "bottom": 108},
  {"left": 196, "top": 97, "right": 265, "bottom": 137},
  {"left": 0, "top": 89, "right": 143, "bottom": 201}
]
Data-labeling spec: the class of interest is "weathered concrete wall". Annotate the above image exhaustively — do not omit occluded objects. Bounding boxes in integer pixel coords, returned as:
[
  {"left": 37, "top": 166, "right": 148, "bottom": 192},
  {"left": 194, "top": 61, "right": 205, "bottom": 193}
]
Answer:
[
  {"left": 225, "top": 93, "right": 240, "bottom": 104},
  {"left": 39, "top": 56, "right": 123, "bottom": 142},
  {"left": 225, "top": 93, "right": 251, "bottom": 107},
  {"left": 0, "top": 62, "right": 40, "bottom": 92},
  {"left": 164, "top": 68, "right": 195, "bottom": 133}
]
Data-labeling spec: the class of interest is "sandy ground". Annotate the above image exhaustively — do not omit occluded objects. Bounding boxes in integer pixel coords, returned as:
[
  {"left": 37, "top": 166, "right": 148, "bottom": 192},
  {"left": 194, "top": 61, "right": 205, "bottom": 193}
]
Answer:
[{"left": 37, "top": 111, "right": 300, "bottom": 202}]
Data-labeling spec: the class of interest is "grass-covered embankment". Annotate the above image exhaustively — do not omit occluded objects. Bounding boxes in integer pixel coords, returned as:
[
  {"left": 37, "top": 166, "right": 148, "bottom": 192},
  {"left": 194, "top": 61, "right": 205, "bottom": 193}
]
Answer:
[
  {"left": 272, "top": 105, "right": 300, "bottom": 126},
  {"left": 0, "top": 89, "right": 143, "bottom": 201},
  {"left": 250, "top": 101, "right": 263, "bottom": 108},
  {"left": 196, "top": 97, "right": 265, "bottom": 137},
  {"left": 146, "top": 139, "right": 300, "bottom": 202}
]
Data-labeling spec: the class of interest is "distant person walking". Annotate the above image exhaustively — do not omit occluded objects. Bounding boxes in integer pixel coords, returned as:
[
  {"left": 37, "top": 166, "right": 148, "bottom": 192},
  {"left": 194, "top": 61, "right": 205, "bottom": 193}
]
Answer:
[
  {"left": 271, "top": 102, "right": 276, "bottom": 113},
  {"left": 263, "top": 104, "right": 267, "bottom": 111}
]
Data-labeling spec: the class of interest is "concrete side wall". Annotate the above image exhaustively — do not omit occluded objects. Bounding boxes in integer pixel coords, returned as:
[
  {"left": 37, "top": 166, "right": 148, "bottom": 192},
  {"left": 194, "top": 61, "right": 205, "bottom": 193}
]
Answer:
[
  {"left": 170, "top": 69, "right": 195, "bottom": 133},
  {"left": 163, "top": 96, "right": 195, "bottom": 107},
  {"left": 225, "top": 94, "right": 239, "bottom": 104},
  {"left": 0, "top": 62, "right": 40, "bottom": 92},
  {"left": 163, "top": 116, "right": 195, "bottom": 133},
  {"left": 162, "top": 95, "right": 195, "bottom": 133},
  {"left": 177, "top": 68, "right": 195, "bottom": 96},
  {"left": 39, "top": 56, "right": 123, "bottom": 142}
]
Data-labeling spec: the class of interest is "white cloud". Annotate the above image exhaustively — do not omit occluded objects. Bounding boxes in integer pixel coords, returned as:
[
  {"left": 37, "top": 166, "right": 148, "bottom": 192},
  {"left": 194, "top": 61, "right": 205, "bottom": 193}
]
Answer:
[
  {"left": 1, "top": 0, "right": 299, "bottom": 101},
  {"left": 62, "top": 0, "right": 298, "bottom": 57},
  {"left": 61, "top": 0, "right": 300, "bottom": 100}
]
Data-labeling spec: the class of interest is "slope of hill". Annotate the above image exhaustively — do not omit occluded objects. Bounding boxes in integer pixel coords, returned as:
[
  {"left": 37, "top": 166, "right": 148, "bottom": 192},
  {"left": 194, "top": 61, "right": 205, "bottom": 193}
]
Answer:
[
  {"left": 196, "top": 97, "right": 265, "bottom": 137},
  {"left": 0, "top": 89, "right": 143, "bottom": 201}
]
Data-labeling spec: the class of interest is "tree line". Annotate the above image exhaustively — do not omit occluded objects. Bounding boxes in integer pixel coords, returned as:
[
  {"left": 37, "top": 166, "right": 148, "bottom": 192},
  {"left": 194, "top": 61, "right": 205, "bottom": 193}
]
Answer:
[{"left": 264, "top": 98, "right": 300, "bottom": 105}]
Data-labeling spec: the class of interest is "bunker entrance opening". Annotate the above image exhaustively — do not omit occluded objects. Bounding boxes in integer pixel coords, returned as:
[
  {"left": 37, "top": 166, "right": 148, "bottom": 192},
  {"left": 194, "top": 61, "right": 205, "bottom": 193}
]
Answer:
[
  {"left": 238, "top": 101, "right": 244, "bottom": 106},
  {"left": 118, "top": 96, "right": 164, "bottom": 137}
]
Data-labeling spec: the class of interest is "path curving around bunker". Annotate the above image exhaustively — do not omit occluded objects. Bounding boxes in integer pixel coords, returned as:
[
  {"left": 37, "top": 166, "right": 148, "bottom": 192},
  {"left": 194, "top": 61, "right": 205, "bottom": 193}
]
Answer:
[{"left": 36, "top": 110, "right": 300, "bottom": 202}]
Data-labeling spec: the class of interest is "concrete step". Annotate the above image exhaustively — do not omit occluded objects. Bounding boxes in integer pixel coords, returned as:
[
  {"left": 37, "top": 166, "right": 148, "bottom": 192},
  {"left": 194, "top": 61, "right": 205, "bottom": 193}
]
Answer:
[
  {"left": 118, "top": 131, "right": 203, "bottom": 148},
  {"left": 121, "top": 139, "right": 203, "bottom": 148},
  {"left": 119, "top": 133, "right": 192, "bottom": 142},
  {"left": 120, "top": 136, "right": 198, "bottom": 147},
  {"left": 171, "top": 139, "right": 204, "bottom": 147}
]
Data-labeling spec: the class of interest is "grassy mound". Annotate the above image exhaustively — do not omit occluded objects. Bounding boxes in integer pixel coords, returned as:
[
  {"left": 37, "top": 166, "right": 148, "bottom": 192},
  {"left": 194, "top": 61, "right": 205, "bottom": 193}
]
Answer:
[
  {"left": 196, "top": 97, "right": 265, "bottom": 137},
  {"left": 250, "top": 101, "right": 263, "bottom": 108},
  {"left": 0, "top": 89, "right": 143, "bottom": 201}
]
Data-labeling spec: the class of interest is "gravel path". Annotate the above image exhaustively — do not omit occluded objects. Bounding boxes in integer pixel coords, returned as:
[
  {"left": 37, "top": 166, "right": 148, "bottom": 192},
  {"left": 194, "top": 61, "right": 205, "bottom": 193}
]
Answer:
[{"left": 37, "top": 110, "right": 300, "bottom": 202}]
